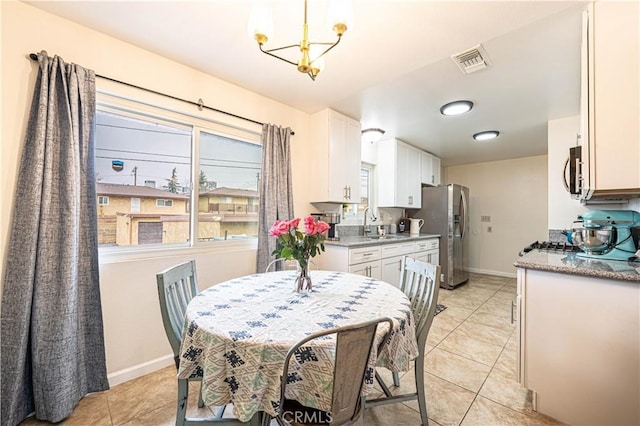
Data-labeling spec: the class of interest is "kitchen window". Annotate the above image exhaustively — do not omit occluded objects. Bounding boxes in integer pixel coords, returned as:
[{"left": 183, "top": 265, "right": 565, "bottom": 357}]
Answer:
[{"left": 95, "top": 97, "right": 261, "bottom": 251}]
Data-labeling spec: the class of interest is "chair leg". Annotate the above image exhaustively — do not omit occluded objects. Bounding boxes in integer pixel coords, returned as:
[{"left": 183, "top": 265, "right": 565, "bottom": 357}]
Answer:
[
  {"left": 198, "top": 382, "right": 205, "bottom": 408},
  {"left": 392, "top": 371, "right": 401, "bottom": 387},
  {"left": 414, "top": 359, "right": 429, "bottom": 426},
  {"left": 177, "top": 378, "right": 189, "bottom": 426}
]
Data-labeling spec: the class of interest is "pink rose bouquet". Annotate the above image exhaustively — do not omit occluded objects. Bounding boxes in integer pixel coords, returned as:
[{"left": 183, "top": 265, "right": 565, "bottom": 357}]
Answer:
[{"left": 269, "top": 216, "right": 330, "bottom": 270}]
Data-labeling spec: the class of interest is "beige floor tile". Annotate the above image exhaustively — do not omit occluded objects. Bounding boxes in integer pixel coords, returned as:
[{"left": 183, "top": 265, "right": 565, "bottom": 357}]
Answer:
[
  {"left": 434, "top": 304, "right": 474, "bottom": 324},
  {"left": 437, "top": 331, "right": 504, "bottom": 366},
  {"left": 479, "top": 367, "right": 532, "bottom": 413},
  {"left": 455, "top": 320, "right": 512, "bottom": 347},
  {"left": 424, "top": 348, "right": 491, "bottom": 393},
  {"left": 462, "top": 396, "right": 564, "bottom": 426},
  {"left": 421, "top": 373, "right": 476, "bottom": 426},
  {"left": 493, "top": 345, "right": 518, "bottom": 379},
  {"left": 426, "top": 324, "right": 451, "bottom": 347},
  {"left": 443, "top": 294, "right": 486, "bottom": 311},
  {"left": 19, "top": 392, "right": 112, "bottom": 426},
  {"left": 466, "top": 310, "right": 516, "bottom": 332},
  {"left": 432, "top": 311, "right": 464, "bottom": 334},
  {"left": 106, "top": 365, "right": 178, "bottom": 425},
  {"left": 363, "top": 401, "right": 423, "bottom": 425}
]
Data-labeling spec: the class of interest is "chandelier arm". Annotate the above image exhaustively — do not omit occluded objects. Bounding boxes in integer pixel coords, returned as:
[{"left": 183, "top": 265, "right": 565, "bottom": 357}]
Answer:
[
  {"left": 308, "top": 36, "right": 342, "bottom": 65},
  {"left": 259, "top": 44, "right": 300, "bottom": 67},
  {"left": 262, "top": 44, "right": 301, "bottom": 53}
]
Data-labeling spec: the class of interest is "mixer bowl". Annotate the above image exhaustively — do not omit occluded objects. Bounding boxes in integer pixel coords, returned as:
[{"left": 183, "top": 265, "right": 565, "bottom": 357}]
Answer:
[{"left": 572, "top": 227, "right": 616, "bottom": 253}]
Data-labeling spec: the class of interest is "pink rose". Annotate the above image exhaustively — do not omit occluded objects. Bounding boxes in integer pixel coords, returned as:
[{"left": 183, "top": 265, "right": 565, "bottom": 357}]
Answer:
[
  {"left": 269, "top": 220, "right": 290, "bottom": 237},
  {"left": 303, "top": 216, "right": 318, "bottom": 235},
  {"left": 315, "top": 220, "right": 330, "bottom": 234},
  {"left": 288, "top": 218, "right": 300, "bottom": 229}
]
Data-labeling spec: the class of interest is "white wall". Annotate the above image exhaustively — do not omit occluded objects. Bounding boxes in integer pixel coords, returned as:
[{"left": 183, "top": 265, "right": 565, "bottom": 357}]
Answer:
[
  {"left": 1, "top": 1, "right": 314, "bottom": 385},
  {"left": 445, "top": 155, "right": 548, "bottom": 277}
]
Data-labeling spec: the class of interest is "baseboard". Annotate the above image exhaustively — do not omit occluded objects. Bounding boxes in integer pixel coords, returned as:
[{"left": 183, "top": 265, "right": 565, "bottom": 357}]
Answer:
[
  {"left": 107, "top": 354, "right": 174, "bottom": 387},
  {"left": 466, "top": 267, "right": 517, "bottom": 279}
]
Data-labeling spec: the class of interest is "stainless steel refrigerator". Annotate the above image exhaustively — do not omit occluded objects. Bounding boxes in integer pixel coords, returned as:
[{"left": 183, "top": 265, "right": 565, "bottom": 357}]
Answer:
[{"left": 408, "top": 184, "right": 469, "bottom": 289}]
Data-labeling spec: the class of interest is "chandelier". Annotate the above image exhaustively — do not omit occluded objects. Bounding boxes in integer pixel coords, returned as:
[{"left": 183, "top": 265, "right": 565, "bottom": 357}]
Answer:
[{"left": 249, "top": 0, "right": 352, "bottom": 81}]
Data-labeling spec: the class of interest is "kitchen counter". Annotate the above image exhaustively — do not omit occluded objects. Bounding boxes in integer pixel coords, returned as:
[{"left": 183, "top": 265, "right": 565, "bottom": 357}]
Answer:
[
  {"left": 514, "top": 249, "right": 640, "bottom": 282},
  {"left": 324, "top": 233, "right": 440, "bottom": 248}
]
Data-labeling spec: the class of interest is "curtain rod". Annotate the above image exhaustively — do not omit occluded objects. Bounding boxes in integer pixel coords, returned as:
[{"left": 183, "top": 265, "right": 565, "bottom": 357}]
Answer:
[{"left": 29, "top": 53, "right": 294, "bottom": 136}]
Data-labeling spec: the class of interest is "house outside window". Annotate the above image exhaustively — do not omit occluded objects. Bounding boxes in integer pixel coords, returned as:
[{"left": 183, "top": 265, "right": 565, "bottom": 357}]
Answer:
[{"left": 95, "top": 101, "right": 261, "bottom": 249}]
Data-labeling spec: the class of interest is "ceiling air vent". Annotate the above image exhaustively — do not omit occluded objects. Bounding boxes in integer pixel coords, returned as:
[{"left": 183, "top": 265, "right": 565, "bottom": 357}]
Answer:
[{"left": 451, "top": 44, "right": 490, "bottom": 74}]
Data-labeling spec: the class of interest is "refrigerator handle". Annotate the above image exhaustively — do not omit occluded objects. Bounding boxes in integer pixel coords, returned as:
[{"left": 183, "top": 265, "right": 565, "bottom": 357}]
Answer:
[{"left": 460, "top": 189, "right": 468, "bottom": 240}]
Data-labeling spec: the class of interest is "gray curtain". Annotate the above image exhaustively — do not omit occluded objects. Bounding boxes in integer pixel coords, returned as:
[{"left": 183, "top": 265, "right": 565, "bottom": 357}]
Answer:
[
  {"left": 256, "top": 124, "right": 294, "bottom": 272},
  {"left": 1, "top": 51, "right": 109, "bottom": 425}
]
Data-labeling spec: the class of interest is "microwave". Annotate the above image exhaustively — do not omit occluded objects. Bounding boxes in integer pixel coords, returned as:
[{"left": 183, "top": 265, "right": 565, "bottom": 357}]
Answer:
[{"left": 564, "top": 146, "right": 582, "bottom": 197}]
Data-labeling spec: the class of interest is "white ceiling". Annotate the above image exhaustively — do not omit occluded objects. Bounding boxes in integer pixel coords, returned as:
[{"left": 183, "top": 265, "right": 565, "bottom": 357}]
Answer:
[{"left": 25, "top": 0, "right": 588, "bottom": 166}]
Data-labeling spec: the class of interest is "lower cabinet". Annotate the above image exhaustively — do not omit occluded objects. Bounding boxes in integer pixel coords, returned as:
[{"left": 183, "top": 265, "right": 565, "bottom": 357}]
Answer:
[
  {"left": 516, "top": 267, "right": 639, "bottom": 425},
  {"left": 318, "top": 238, "right": 440, "bottom": 286}
]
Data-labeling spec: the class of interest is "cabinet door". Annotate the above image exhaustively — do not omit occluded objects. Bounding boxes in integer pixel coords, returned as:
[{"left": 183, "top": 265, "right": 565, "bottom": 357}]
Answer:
[
  {"left": 381, "top": 255, "right": 404, "bottom": 287},
  {"left": 407, "top": 145, "right": 421, "bottom": 207},
  {"left": 349, "top": 261, "right": 381, "bottom": 279},
  {"left": 328, "top": 111, "right": 350, "bottom": 201},
  {"left": 344, "top": 118, "right": 362, "bottom": 202},
  {"left": 396, "top": 142, "right": 411, "bottom": 206},
  {"left": 580, "top": 2, "right": 640, "bottom": 198},
  {"left": 431, "top": 156, "right": 441, "bottom": 186}
]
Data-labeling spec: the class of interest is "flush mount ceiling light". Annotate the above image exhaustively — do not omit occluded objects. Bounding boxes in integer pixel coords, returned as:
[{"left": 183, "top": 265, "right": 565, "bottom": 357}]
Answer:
[
  {"left": 361, "top": 128, "right": 386, "bottom": 143},
  {"left": 248, "top": 0, "right": 353, "bottom": 81},
  {"left": 440, "top": 100, "right": 474, "bottom": 116},
  {"left": 473, "top": 130, "right": 500, "bottom": 141}
]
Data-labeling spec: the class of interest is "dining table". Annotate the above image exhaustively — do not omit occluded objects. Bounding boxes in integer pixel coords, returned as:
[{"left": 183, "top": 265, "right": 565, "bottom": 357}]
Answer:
[{"left": 177, "top": 270, "right": 419, "bottom": 422}]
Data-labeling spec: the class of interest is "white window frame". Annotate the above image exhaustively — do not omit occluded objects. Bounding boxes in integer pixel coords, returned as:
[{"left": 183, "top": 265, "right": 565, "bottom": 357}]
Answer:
[
  {"left": 98, "top": 196, "right": 109, "bottom": 205},
  {"left": 156, "top": 199, "right": 174, "bottom": 207},
  {"left": 96, "top": 89, "right": 263, "bottom": 263}
]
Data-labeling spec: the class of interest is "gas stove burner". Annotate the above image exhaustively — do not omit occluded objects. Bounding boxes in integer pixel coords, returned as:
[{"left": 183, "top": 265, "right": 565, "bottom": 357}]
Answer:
[{"left": 520, "top": 240, "right": 582, "bottom": 256}]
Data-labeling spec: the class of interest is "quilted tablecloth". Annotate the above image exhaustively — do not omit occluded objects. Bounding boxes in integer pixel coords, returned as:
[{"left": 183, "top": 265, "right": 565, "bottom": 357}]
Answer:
[{"left": 177, "top": 270, "right": 418, "bottom": 422}]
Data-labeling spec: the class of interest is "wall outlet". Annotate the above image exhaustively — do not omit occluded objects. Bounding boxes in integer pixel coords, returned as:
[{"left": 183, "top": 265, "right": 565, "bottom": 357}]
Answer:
[
  {"left": 481, "top": 215, "right": 491, "bottom": 222},
  {"left": 487, "top": 226, "right": 492, "bottom": 233}
]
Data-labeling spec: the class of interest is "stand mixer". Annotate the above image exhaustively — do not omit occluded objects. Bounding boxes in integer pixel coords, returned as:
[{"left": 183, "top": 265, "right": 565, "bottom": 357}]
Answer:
[{"left": 572, "top": 210, "right": 640, "bottom": 261}]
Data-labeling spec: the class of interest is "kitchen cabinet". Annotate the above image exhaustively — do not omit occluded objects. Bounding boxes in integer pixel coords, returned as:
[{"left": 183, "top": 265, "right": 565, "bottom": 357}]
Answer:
[
  {"left": 377, "top": 139, "right": 422, "bottom": 208},
  {"left": 420, "top": 151, "right": 441, "bottom": 186},
  {"left": 578, "top": 1, "right": 640, "bottom": 201},
  {"left": 309, "top": 109, "right": 362, "bottom": 203},
  {"left": 413, "top": 239, "right": 439, "bottom": 265},
  {"left": 319, "top": 237, "right": 440, "bottom": 287},
  {"left": 515, "top": 267, "right": 639, "bottom": 425}
]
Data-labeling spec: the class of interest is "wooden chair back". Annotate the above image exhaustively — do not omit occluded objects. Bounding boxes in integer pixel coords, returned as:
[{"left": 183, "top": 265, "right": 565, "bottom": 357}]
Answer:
[{"left": 278, "top": 318, "right": 394, "bottom": 425}]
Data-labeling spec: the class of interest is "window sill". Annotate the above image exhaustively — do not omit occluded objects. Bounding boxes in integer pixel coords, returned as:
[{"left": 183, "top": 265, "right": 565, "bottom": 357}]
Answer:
[{"left": 98, "top": 239, "right": 258, "bottom": 264}]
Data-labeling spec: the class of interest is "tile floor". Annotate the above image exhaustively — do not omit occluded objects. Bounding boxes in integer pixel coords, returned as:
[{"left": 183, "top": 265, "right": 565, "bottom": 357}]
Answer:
[{"left": 21, "top": 273, "right": 563, "bottom": 426}]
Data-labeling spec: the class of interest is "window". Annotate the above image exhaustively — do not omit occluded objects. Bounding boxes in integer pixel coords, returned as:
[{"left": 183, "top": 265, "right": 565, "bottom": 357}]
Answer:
[{"left": 95, "top": 101, "right": 261, "bottom": 249}]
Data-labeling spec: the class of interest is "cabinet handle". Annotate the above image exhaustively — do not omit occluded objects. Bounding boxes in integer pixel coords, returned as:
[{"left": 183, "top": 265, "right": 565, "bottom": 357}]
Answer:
[
  {"left": 408, "top": 196, "right": 413, "bottom": 205},
  {"left": 431, "top": 174, "right": 434, "bottom": 184},
  {"left": 510, "top": 300, "right": 516, "bottom": 324},
  {"left": 362, "top": 253, "right": 373, "bottom": 257},
  {"left": 348, "top": 186, "right": 351, "bottom": 200},
  {"left": 343, "top": 186, "right": 348, "bottom": 200}
]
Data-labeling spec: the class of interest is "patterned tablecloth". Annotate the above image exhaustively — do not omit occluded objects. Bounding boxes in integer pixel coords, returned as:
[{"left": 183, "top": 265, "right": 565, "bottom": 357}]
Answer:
[{"left": 177, "top": 270, "right": 418, "bottom": 422}]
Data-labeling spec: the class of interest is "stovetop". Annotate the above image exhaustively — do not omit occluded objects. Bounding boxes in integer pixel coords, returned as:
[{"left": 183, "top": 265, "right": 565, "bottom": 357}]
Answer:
[{"left": 520, "top": 240, "right": 582, "bottom": 256}]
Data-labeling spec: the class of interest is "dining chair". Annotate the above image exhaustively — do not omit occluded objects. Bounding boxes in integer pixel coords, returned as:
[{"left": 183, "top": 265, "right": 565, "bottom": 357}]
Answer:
[
  {"left": 264, "top": 258, "right": 318, "bottom": 273},
  {"left": 157, "top": 261, "right": 261, "bottom": 426},
  {"left": 365, "top": 256, "right": 440, "bottom": 426},
  {"left": 268, "top": 317, "right": 395, "bottom": 426}
]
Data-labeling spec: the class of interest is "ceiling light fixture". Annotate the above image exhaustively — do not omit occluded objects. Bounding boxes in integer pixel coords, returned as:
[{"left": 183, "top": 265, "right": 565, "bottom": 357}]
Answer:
[
  {"left": 248, "top": 0, "right": 352, "bottom": 81},
  {"left": 473, "top": 130, "right": 500, "bottom": 141},
  {"left": 440, "top": 100, "right": 474, "bottom": 116},
  {"left": 361, "top": 128, "right": 386, "bottom": 143}
]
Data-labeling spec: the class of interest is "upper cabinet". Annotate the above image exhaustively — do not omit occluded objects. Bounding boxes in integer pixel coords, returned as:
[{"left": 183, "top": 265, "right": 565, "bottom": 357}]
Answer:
[
  {"left": 579, "top": 1, "right": 640, "bottom": 201},
  {"left": 378, "top": 139, "right": 422, "bottom": 208},
  {"left": 309, "top": 109, "right": 362, "bottom": 203},
  {"left": 420, "top": 151, "right": 441, "bottom": 186}
]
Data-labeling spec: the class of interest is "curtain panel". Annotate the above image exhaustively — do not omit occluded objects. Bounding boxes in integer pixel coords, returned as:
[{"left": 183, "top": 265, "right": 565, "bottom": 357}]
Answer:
[
  {"left": 1, "top": 52, "right": 109, "bottom": 425},
  {"left": 256, "top": 124, "right": 294, "bottom": 273}
]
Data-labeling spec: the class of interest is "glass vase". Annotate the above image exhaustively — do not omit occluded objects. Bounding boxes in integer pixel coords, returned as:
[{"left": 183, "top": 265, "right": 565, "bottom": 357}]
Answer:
[{"left": 294, "top": 260, "right": 312, "bottom": 293}]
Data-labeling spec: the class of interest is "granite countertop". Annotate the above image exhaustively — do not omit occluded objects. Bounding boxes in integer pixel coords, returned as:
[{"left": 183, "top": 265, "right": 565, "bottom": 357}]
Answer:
[
  {"left": 514, "top": 250, "right": 640, "bottom": 282},
  {"left": 324, "top": 233, "right": 440, "bottom": 248}
]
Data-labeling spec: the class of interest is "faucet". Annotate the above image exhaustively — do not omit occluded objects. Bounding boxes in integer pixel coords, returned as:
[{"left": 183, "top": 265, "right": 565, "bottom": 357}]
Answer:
[{"left": 363, "top": 207, "right": 377, "bottom": 236}]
